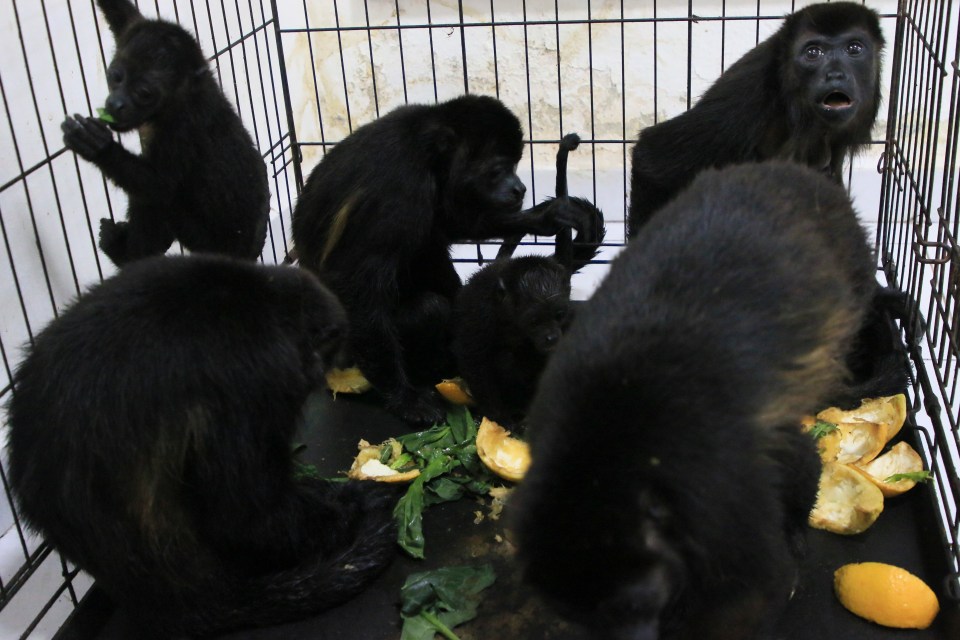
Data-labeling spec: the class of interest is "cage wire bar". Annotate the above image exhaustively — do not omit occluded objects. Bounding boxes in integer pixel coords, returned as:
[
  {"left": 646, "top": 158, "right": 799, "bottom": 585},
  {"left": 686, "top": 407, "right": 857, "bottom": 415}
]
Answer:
[
  {"left": 0, "top": 0, "right": 958, "bottom": 636},
  {"left": 878, "top": 0, "right": 960, "bottom": 599},
  {"left": 0, "top": 0, "right": 299, "bottom": 634}
]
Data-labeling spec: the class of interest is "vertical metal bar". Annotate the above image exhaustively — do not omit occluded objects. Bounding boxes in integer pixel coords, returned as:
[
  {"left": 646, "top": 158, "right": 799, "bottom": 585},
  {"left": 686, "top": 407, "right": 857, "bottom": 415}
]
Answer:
[
  {"left": 395, "top": 0, "right": 409, "bottom": 103},
  {"left": 458, "top": 0, "right": 469, "bottom": 93},
  {"left": 271, "top": 0, "right": 303, "bottom": 193},
  {"left": 686, "top": 0, "right": 693, "bottom": 111},
  {"left": 363, "top": 0, "right": 380, "bottom": 116},
  {"left": 333, "top": 1, "right": 354, "bottom": 131},
  {"left": 426, "top": 0, "right": 439, "bottom": 103},
  {"left": 489, "top": 0, "right": 500, "bottom": 99}
]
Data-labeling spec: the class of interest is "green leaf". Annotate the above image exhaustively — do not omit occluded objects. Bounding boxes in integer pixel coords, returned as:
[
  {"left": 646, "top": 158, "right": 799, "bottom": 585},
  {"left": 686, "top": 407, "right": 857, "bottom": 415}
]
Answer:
[
  {"left": 399, "top": 564, "right": 496, "bottom": 618},
  {"left": 95, "top": 107, "right": 115, "bottom": 123},
  {"left": 425, "top": 477, "right": 466, "bottom": 504},
  {"left": 883, "top": 470, "right": 933, "bottom": 484},
  {"left": 397, "top": 425, "right": 456, "bottom": 457},
  {"left": 394, "top": 453, "right": 460, "bottom": 558},
  {"left": 446, "top": 405, "right": 476, "bottom": 444},
  {"left": 809, "top": 419, "right": 838, "bottom": 439},
  {"left": 390, "top": 452, "right": 416, "bottom": 470},
  {"left": 400, "top": 612, "right": 450, "bottom": 640},
  {"left": 379, "top": 444, "right": 394, "bottom": 464},
  {"left": 292, "top": 460, "right": 320, "bottom": 481}
]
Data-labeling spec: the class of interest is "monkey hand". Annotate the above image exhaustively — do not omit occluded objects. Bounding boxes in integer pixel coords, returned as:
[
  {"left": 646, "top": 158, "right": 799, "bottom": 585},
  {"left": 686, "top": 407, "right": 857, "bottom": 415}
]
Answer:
[
  {"left": 522, "top": 198, "right": 592, "bottom": 237},
  {"left": 98, "top": 218, "right": 128, "bottom": 258},
  {"left": 384, "top": 387, "right": 448, "bottom": 427},
  {"left": 62, "top": 114, "right": 115, "bottom": 160}
]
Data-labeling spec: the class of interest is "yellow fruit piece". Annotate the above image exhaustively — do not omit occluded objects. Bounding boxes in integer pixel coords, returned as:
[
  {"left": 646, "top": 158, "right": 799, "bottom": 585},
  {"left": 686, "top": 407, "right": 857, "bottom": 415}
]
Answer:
[
  {"left": 818, "top": 394, "right": 906, "bottom": 443},
  {"left": 834, "top": 562, "right": 939, "bottom": 629},
  {"left": 326, "top": 367, "right": 372, "bottom": 394},
  {"left": 476, "top": 417, "right": 530, "bottom": 482},
  {"left": 834, "top": 420, "right": 887, "bottom": 465},
  {"left": 347, "top": 439, "right": 420, "bottom": 483},
  {"left": 809, "top": 462, "right": 884, "bottom": 535},
  {"left": 855, "top": 441, "right": 926, "bottom": 497},
  {"left": 801, "top": 416, "right": 841, "bottom": 463},
  {"left": 435, "top": 378, "right": 474, "bottom": 405}
]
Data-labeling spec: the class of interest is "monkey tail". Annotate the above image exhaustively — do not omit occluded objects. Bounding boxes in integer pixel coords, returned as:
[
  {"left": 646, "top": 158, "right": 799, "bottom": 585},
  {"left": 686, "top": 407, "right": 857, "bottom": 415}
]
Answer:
[
  {"left": 184, "top": 482, "right": 400, "bottom": 635},
  {"left": 567, "top": 197, "right": 606, "bottom": 273},
  {"left": 555, "top": 132, "right": 581, "bottom": 198},
  {"left": 554, "top": 133, "right": 582, "bottom": 269}
]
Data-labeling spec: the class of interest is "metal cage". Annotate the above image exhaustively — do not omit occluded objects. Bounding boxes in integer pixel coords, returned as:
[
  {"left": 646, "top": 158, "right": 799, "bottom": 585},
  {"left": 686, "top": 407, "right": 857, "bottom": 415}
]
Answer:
[{"left": 0, "top": 0, "right": 957, "bottom": 636}]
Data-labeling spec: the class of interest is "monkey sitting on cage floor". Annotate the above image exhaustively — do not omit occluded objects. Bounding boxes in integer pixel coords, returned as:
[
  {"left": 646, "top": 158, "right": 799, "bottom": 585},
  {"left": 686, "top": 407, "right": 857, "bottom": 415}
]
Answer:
[
  {"left": 628, "top": 2, "right": 885, "bottom": 238},
  {"left": 5, "top": 255, "right": 399, "bottom": 637},
  {"left": 292, "top": 95, "right": 596, "bottom": 427},
  {"left": 452, "top": 134, "right": 605, "bottom": 428},
  {"left": 61, "top": 0, "right": 269, "bottom": 267},
  {"left": 511, "top": 161, "right": 882, "bottom": 640}
]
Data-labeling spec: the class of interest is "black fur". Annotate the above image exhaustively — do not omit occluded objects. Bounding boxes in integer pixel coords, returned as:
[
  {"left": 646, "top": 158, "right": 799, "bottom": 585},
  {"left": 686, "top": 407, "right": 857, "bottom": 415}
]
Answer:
[
  {"left": 628, "top": 2, "right": 884, "bottom": 237},
  {"left": 5, "top": 256, "right": 398, "bottom": 637},
  {"left": 512, "top": 162, "right": 879, "bottom": 640},
  {"left": 292, "top": 95, "right": 591, "bottom": 426},
  {"left": 454, "top": 134, "right": 605, "bottom": 427},
  {"left": 452, "top": 255, "right": 572, "bottom": 428},
  {"left": 61, "top": 0, "right": 269, "bottom": 266}
]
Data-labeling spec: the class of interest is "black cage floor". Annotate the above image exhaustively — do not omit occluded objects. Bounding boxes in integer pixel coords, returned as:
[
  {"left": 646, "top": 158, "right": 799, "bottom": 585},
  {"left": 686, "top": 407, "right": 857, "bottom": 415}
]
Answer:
[{"left": 59, "top": 391, "right": 959, "bottom": 640}]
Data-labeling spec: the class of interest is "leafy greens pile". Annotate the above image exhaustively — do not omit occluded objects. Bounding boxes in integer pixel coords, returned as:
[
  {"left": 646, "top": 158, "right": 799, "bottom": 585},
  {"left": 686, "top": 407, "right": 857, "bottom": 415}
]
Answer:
[{"left": 391, "top": 405, "right": 498, "bottom": 558}]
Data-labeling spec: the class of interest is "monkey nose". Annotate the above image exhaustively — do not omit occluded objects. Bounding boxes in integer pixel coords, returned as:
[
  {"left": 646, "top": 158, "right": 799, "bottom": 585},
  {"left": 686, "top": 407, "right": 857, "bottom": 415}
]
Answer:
[
  {"left": 513, "top": 183, "right": 527, "bottom": 200},
  {"left": 105, "top": 96, "right": 127, "bottom": 116},
  {"left": 826, "top": 68, "right": 846, "bottom": 82}
]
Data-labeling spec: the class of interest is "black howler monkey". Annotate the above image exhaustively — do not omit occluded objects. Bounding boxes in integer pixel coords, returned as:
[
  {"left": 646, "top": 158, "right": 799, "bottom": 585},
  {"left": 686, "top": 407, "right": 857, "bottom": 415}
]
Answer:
[
  {"left": 62, "top": 0, "right": 269, "bottom": 266},
  {"left": 627, "top": 2, "right": 884, "bottom": 236},
  {"left": 5, "top": 256, "right": 398, "bottom": 637},
  {"left": 453, "top": 134, "right": 605, "bottom": 427},
  {"left": 512, "top": 162, "right": 880, "bottom": 640},
  {"left": 292, "top": 95, "right": 591, "bottom": 426}
]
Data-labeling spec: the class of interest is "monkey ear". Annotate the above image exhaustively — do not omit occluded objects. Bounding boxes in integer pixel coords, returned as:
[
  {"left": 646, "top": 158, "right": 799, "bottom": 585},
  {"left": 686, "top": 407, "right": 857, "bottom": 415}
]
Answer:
[{"left": 98, "top": 0, "right": 145, "bottom": 37}]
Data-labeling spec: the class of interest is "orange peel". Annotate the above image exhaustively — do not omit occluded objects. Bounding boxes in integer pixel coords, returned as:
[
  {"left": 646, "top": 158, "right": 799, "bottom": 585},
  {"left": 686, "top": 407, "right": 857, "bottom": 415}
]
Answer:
[{"left": 475, "top": 418, "right": 530, "bottom": 482}]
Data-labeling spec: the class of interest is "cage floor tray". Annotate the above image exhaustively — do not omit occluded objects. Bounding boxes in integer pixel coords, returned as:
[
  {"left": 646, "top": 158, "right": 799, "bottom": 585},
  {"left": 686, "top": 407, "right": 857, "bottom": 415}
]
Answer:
[{"left": 72, "top": 391, "right": 958, "bottom": 640}]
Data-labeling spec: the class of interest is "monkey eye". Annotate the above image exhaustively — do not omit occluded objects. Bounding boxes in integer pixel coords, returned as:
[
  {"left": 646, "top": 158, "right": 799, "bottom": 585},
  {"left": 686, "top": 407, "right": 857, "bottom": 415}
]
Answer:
[
  {"left": 846, "top": 41, "right": 864, "bottom": 56},
  {"left": 133, "top": 86, "right": 155, "bottom": 104},
  {"left": 803, "top": 45, "right": 823, "bottom": 60},
  {"left": 106, "top": 67, "right": 124, "bottom": 84}
]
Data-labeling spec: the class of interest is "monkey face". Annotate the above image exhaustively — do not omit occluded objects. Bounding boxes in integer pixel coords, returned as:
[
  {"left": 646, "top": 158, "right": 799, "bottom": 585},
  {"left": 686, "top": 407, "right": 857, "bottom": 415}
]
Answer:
[
  {"left": 457, "top": 156, "right": 527, "bottom": 214},
  {"left": 793, "top": 28, "right": 879, "bottom": 127},
  {"left": 102, "top": 23, "right": 206, "bottom": 132},
  {"left": 518, "top": 302, "right": 568, "bottom": 353},
  {"left": 103, "top": 61, "right": 167, "bottom": 131}
]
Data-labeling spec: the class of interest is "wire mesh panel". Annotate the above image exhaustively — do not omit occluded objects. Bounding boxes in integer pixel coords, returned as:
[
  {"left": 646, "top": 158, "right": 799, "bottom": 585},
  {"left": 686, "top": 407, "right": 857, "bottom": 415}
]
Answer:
[
  {"left": 0, "top": 0, "right": 958, "bottom": 636},
  {"left": 0, "top": 0, "right": 295, "bottom": 635},
  {"left": 878, "top": 0, "right": 960, "bottom": 601}
]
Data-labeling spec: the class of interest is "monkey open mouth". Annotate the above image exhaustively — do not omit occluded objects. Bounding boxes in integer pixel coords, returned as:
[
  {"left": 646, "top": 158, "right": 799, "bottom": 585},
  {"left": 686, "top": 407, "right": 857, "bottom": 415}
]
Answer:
[{"left": 821, "top": 91, "right": 854, "bottom": 110}]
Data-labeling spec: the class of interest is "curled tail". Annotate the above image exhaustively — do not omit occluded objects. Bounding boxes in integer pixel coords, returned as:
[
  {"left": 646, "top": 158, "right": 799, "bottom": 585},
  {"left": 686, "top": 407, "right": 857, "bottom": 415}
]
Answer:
[
  {"left": 554, "top": 133, "right": 581, "bottom": 269},
  {"left": 497, "top": 133, "right": 606, "bottom": 271},
  {"left": 553, "top": 133, "right": 606, "bottom": 273},
  {"left": 182, "top": 482, "right": 399, "bottom": 636}
]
